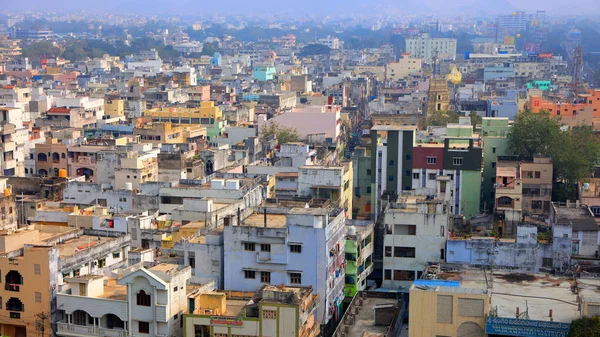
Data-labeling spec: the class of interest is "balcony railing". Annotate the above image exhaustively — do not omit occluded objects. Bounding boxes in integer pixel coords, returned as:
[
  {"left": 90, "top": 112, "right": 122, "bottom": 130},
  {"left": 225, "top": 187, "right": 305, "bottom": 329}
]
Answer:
[
  {"left": 57, "top": 323, "right": 129, "bottom": 337},
  {"left": 5, "top": 283, "right": 21, "bottom": 292}
]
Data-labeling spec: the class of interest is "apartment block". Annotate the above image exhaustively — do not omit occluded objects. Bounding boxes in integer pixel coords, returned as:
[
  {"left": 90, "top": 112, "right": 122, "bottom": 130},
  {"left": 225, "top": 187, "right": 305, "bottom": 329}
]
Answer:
[
  {"left": 223, "top": 206, "right": 346, "bottom": 324},
  {"left": 382, "top": 195, "right": 449, "bottom": 290},
  {"left": 405, "top": 33, "right": 457, "bottom": 61},
  {"left": 57, "top": 263, "right": 191, "bottom": 337},
  {"left": 344, "top": 220, "right": 374, "bottom": 298},
  {"left": 184, "top": 285, "right": 320, "bottom": 337}
]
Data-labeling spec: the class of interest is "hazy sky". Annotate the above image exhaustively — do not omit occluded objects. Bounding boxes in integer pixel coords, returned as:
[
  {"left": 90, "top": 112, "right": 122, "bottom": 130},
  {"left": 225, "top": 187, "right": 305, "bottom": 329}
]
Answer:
[{"left": 4, "top": 0, "right": 600, "bottom": 15}]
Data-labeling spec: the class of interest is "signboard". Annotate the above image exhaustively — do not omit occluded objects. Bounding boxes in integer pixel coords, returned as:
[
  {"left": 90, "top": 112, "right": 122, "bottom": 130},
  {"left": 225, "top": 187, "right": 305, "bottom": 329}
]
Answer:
[
  {"left": 538, "top": 53, "right": 554, "bottom": 59},
  {"left": 485, "top": 317, "right": 570, "bottom": 337},
  {"left": 210, "top": 317, "right": 243, "bottom": 326}
]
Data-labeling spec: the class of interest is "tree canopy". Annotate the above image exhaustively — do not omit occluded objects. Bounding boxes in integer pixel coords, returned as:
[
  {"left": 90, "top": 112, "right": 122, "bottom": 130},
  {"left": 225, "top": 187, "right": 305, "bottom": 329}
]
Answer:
[
  {"left": 569, "top": 316, "right": 600, "bottom": 337},
  {"left": 261, "top": 121, "right": 300, "bottom": 145},
  {"left": 509, "top": 109, "right": 600, "bottom": 186},
  {"left": 425, "top": 110, "right": 459, "bottom": 127},
  {"left": 299, "top": 44, "right": 331, "bottom": 57}
]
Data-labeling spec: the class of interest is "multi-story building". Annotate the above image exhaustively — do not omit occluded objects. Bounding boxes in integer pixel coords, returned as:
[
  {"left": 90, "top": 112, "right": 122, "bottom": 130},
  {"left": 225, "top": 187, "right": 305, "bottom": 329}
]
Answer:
[
  {"left": 344, "top": 220, "right": 374, "bottom": 298},
  {"left": 317, "top": 36, "right": 340, "bottom": 50},
  {"left": 0, "top": 106, "right": 28, "bottom": 176},
  {"left": 297, "top": 163, "right": 353, "bottom": 215},
  {"left": 381, "top": 195, "right": 448, "bottom": 290},
  {"left": 481, "top": 117, "right": 512, "bottom": 213},
  {"left": 223, "top": 206, "right": 346, "bottom": 324},
  {"left": 57, "top": 263, "right": 191, "bottom": 337},
  {"left": 525, "top": 89, "right": 600, "bottom": 119},
  {"left": 35, "top": 139, "right": 69, "bottom": 178},
  {"left": 350, "top": 147, "right": 372, "bottom": 218},
  {"left": 68, "top": 145, "right": 111, "bottom": 182},
  {"left": 497, "top": 155, "right": 553, "bottom": 216},
  {"left": 385, "top": 53, "right": 422, "bottom": 81},
  {"left": 114, "top": 151, "right": 158, "bottom": 190},
  {"left": 0, "top": 225, "right": 130, "bottom": 337},
  {"left": 370, "top": 125, "right": 416, "bottom": 219},
  {"left": 184, "top": 285, "right": 320, "bottom": 337},
  {"left": 405, "top": 33, "right": 457, "bottom": 61},
  {"left": 494, "top": 161, "right": 523, "bottom": 236}
]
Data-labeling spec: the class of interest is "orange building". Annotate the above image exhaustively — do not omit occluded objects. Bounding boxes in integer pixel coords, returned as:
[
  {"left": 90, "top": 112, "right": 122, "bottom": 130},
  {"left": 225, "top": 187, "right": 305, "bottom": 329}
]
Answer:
[{"left": 526, "top": 89, "right": 600, "bottom": 117}]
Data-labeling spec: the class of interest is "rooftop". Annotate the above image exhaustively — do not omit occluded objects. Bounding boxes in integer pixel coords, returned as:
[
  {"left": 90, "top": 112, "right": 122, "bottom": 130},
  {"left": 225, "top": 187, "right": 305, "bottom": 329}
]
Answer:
[
  {"left": 342, "top": 294, "right": 400, "bottom": 337},
  {"left": 58, "top": 235, "right": 118, "bottom": 258},
  {"left": 241, "top": 213, "right": 287, "bottom": 228}
]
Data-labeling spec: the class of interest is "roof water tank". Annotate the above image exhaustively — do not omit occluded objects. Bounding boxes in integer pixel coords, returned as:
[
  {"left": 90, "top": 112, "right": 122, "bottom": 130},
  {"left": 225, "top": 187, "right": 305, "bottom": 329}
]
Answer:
[
  {"left": 348, "top": 226, "right": 356, "bottom": 236},
  {"left": 211, "top": 179, "right": 225, "bottom": 189},
  {"left": 58, "top": 169, "right": 68, "bottom": 178},
  {"left": 125, "top": 182, "right": 133, "bottom": 191}
]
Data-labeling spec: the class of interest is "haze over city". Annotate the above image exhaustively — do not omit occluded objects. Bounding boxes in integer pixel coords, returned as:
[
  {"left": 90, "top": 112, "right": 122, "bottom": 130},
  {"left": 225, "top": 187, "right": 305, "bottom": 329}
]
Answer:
[{"left": 1, "top": 1, "right": 600, "bottom": 337}]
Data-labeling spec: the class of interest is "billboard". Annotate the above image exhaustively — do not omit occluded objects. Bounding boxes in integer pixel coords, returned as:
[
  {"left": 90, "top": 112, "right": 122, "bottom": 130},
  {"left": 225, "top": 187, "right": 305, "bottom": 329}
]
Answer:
[
  {"left": 485, "top": 317, "right": 569, "bottom": 337},
  {"left": 537, "top": 53, "right": 554, "bottom": 59}
]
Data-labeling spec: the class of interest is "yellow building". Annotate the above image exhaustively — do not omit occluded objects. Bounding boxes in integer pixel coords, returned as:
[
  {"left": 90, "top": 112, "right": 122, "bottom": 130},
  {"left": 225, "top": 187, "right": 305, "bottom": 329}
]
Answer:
[
  {"left": 104, "top": 97, "right": 124, "bottom": 118},
  {"left": 134, "top": 122, "right": 186, "bottom": 144},
  {"left": 184, "top": 285, "right": 319, "bottom": 337},
  {"left": 409, "top": 284, "right": 490, "bottom": 337},
  {"left": 146, "top": 101, "right": 223, "bottom": 123},
  {"left": 0, "top": 225, "right": 130, "bottom": 337}
]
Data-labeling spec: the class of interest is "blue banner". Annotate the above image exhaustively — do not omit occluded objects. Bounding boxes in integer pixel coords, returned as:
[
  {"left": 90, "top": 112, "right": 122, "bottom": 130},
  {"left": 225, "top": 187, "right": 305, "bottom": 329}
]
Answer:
[{"left": 485, "top": 317, "right": 570, "bottom": 337}]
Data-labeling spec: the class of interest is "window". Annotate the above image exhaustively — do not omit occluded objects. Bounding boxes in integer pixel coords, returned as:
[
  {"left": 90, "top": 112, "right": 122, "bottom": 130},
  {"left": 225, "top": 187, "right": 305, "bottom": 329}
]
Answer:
[
  {"left": 366, "top": 187, "right": 371, "bottom": 193},
  {"left": 413, "top": 172, "right": 420, "bottom": 179},
  {"left": 453, "top": 157, "right": 463, "bottom": 166},
  {"left": 384, "top": 269, "right": 392, "bottom": 280},
  {"left": 491, "top": 162, "right": 496, "bottom": 168},
  {"left": 385, "top": 246, "right": 392, "bottom": 257},
  {"left": 35, "top": 292, "right": 41, "bottom": 303},
  {"left": 34, "top": 264, "right": 40, "bottom": 275},
  {"left": 244, "top": 270, "right": 256, "bottom": 279},
  {"left": 173, "top": 286, "right": 178, "bottom": 292},
  {"left": 394, "top": 224, "right": 416, "bottom": 235},
  {"left": 289, "top": 244, "right": 302, "bottom": 253},
  {"left": 535, "top": 171, "right": 541, "bottom": 179},
  {"left": 405, "top": 170, "right": 411, "bottom": 177},
  {"left": 427, "top": 157, "right": 437, "bottom": 164},
  {"left": 393, "top": 270, "right": 415, "bottom": 281},
  {"left": 394, "top": 247, "right": 416, "bottom": 258},
  {"left": 406, "top": 154, "right": 412, "bottom": 160},
  {"left": 429, "top": 173, "right": 436, "bottom": 180},
  {"left": 492, "top": 147, "right": 496, "bottom": 154},
  {"left": 532, "top": 200, "right": 543, "bottom": 210},
  {"left": 389, "top": 160, "right": 394, "bottom": 166},
  {"left": 260, "top": 244, "right": 271, "bottom": 252},
  {"left": 290, "top": 273, "right": 302, "bottom": 284},
  {"left": 388, "top": 175, "right": 394, "bottom": 182},
  {"left": 243, "top": 242, "right": 255, "bottom": 251},
  {"left": 523, "top": 171, "right": 534, "bottom": 179},
  {"left": 189, "top": 258, "right": 195, "bottom": 268},
  {"left": 136, "top": 290, "right": 151, "bottom": 306},
  {"left": 112, "top": 252, "right": 120, "bottom": 259},
  {"left": 139, "top": 321, "right": 150, "bottom": 334},
  {"left": 366, "top": 169, "right": 371, "bottom": 175},
  {"left": 263, "top": 310, "right": 277, "bottom": 319},
  {"left": 261, "top": 271, "right": 271, "bottom": 283}
]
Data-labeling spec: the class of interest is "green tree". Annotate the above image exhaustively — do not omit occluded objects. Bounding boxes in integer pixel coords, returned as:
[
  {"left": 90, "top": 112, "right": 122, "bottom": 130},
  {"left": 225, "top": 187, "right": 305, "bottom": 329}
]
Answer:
[
  {"left": 201, "top": 43, "right": 220, "bottom": 56},
  {"left": 508, "top": 109, "right": 563, "bottom": 157},
  {"left": 425, "top": 110, "right": 459, "bottom": 127},
  {"left": 569, "top": 316, "right": 600, "bottom": 337},
  {"left": 261, "top": 121, "right": 300, "bottom": 145},
  {"left": 469, "top": 111, "right": 482, "bottom": 127},
  {"left": 299, "top": 44, "right": 331, "bottom": 57}
]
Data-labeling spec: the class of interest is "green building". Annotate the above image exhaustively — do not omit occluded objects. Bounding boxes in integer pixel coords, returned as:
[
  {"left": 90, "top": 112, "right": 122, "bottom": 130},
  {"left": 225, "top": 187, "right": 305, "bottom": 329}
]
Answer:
[
  {"left": 351, "top": 147, "right": 372, "bottom": 218},
  {"left": 344, "top": 220, "right": 374, "bottom": 299},
  {"left": 480, "top": 118, "right": 512, "bottom": 213},
  {"left": 526, "top": 80, "right": 552, "bottom": 91},
  {"left": 443, "top": 138, "right": 483, "bottom": 220}
]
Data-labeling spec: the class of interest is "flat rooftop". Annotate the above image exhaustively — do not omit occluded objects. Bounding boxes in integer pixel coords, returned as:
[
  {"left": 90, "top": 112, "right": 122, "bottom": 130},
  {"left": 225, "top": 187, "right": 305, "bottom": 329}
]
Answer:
[
  {"left": 458, "top": 270, "right": 585, "bottom": 323},
  {"left": 241, "top": 213, "right": 287, "bottom": 228},
  {"left": 98, "top": 278, "right": 127, "bottom": 301},
  {"left": 346, "top": 296, "right": 398, "bottom": 337},
  {"left": 58, "top": 235, "right": 118, "bottom": 258}
]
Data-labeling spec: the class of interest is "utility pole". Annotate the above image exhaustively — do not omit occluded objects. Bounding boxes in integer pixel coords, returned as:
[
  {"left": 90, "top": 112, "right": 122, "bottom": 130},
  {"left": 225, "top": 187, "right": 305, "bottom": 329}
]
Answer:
[{"left": 35, "top": 311, "right": 49, "bottom": 337}]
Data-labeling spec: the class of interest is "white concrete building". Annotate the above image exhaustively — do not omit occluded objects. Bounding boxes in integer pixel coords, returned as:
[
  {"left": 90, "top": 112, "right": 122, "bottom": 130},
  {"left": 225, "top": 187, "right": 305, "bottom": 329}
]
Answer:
[
  {"left": 0, "top": 106, "right": 29, "bottom": 176},
  {"left": 405, "top": 33, "right": 457, "bottom": 61},
  {"left": 56, "top": 263, "right": 191, "bottom": 337},
  {"left": 174, "top": 227, "right": 224, "bottom": 287},
  {"left": 317, "top": 36, "right": 340, "bottom": 50},
  {"left": 223, "top": 207, "right": 347, "bottom": 324},
  {"left": 55, "top": 96, "right": 105, "bottom": 121},
  {"left": 382, "top": 195, "right": 449, "bottom": 290}
]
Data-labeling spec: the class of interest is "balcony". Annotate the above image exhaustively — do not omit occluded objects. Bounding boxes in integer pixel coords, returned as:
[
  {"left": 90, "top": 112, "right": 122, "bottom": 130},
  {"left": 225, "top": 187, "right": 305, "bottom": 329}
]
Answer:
[
  {"left": 57, "top": 323, "right": 128, "bottom": 337},
  {"left": 1, "top": 141, "right": 15, "bottom": 153},
  {"left": 0, "top": 123, "right": 15, "bottom": 135}
]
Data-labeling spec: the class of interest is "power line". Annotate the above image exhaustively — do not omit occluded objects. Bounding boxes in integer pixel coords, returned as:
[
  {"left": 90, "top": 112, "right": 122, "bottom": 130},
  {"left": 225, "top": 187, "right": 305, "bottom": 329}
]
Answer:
[{"left": 35, "top": 311, "right": 49, "bottom": 337}]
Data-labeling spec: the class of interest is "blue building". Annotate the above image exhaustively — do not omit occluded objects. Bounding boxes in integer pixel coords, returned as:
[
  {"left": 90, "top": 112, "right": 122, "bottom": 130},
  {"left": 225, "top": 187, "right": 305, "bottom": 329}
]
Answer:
[
  {"left": 210, "top": 52, "right": 222, "bottom": 66},
  {"left": 252, "top": 66, "right": 276, "bottom": 81},
  {"left": 483, "top": 63, "right": 515, "bottom": 83}
]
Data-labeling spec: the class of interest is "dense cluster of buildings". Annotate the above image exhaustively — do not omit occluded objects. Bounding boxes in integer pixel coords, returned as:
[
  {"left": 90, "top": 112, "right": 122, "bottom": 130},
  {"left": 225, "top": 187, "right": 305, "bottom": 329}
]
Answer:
[{"left": 0, "top": 7, "right": 597, "bottom": 337}]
